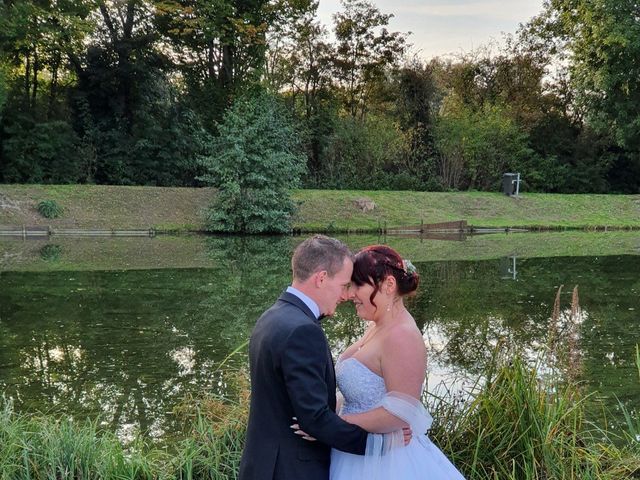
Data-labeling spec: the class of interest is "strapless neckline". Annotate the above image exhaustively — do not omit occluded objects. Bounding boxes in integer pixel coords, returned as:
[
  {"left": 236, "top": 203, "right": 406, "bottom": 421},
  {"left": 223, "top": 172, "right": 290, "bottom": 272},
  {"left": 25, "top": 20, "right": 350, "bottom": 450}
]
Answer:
[
  {"left": 338, "top": 356, "right": 383, "bottom": 378},
  {"left": 336, "top": 356, "right": 387, "bottom": 415}
]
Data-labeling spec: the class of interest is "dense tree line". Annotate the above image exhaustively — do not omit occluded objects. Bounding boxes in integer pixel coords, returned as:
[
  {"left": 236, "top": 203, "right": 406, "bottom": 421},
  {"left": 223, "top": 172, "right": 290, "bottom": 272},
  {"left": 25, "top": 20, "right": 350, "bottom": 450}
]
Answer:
[{"left": 0, "top": 0, "right": 638, "bottom": 193}]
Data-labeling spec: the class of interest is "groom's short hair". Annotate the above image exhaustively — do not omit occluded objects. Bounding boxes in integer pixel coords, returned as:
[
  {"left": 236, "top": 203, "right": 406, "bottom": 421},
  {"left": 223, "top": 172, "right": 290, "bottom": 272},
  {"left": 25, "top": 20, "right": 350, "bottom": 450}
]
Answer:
[{"left": 292, "top": 235, "right": 352, "bottom": 281}]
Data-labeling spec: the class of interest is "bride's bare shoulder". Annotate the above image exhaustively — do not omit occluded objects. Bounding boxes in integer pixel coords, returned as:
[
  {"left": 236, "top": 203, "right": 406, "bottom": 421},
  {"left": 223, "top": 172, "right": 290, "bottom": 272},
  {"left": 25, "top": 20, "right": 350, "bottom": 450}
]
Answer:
[{"left": 385, "top": 320, "right": 424, "bottom": 354}]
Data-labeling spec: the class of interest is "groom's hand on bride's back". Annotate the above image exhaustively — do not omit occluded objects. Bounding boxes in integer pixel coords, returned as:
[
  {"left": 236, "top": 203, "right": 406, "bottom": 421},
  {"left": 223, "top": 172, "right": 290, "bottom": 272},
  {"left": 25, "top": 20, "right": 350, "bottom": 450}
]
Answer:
[
  {"left": 290, "top": 417, "right": 317, "bottom": 441},
  {"left": 290, "top": 417, "right": 412, "bottom": 446}
]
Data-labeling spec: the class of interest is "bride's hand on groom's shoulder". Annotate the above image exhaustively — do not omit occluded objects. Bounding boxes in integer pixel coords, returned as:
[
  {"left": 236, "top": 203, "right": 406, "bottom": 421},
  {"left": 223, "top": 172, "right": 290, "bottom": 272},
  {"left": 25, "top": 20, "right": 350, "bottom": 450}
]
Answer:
[{"left": 290, "top": 417, "right": 317, "bottom": 441}]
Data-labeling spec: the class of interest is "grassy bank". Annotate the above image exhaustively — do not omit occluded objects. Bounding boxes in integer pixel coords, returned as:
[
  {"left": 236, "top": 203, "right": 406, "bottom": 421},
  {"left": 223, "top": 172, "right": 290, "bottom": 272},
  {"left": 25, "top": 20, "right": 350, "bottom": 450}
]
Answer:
[
  {"left": 294, "top": 190, "right": 640, "bottom": 232},
  {"left": 1, "top": 184, "right": 639, "bottom": 232},
  {"left": 1, "top": 353, "right": 638, "bottom": 479}
]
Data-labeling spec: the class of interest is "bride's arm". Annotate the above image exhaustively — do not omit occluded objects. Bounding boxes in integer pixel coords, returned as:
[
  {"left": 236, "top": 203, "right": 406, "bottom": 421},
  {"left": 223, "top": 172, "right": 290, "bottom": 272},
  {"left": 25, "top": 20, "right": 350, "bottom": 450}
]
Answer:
[{"left": 341, "top": 328, "right": 426, "bottom": 433}]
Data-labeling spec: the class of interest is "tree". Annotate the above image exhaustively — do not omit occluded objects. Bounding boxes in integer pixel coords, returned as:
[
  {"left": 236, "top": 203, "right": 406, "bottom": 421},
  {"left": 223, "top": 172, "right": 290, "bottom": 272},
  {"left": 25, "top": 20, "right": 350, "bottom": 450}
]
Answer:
[
  {"left": 435, "top": 104, "right": 536, "bottom": 191},
  {"left": 391, "top": 59, "right": 441, "bottom": 189},
  {"left": 0, "top": 0, "right": 92, "bottom": 118},
  {"left": 0, "top": 0, "right": 204, "bottom": 185},
  {"left": 0, "top": 0, "right": 91, "bottom": 182},
  {"left": 547, "top": 0, "right": 640, "bottom": 151},
  {"left": 198, "top": 92, "right": 305, "bottom": 233},
  {"left": 525, "top": 0, "right": 640, "bottom": 192},
  {"left": 0, "top": 62, "right": 8, "bottom": 120},
  {"left": 66, "top": 0, "right": 208, "bottom": 185},
  {"left": 155, "top": 0, "right": 314, "bottom": 126},
  {"left": 332, "top": 0, "right": 407, "bottom": 119},
  {"left": 264, "top": 4, "right": 337, "bottom": 182}
]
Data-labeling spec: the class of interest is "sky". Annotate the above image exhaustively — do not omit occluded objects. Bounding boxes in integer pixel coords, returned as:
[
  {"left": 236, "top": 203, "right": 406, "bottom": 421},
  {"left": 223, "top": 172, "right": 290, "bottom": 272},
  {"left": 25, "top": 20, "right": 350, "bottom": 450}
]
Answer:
[{"left": 317, "top": 0, "right": 545, "bottom": 60}]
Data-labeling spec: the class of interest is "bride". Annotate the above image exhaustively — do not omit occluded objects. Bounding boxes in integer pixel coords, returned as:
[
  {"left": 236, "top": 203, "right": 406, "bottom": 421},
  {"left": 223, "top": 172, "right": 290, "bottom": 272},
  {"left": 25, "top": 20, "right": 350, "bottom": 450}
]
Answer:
[{"left": 299, "top": 245, "right": 465, "bottom": 480}]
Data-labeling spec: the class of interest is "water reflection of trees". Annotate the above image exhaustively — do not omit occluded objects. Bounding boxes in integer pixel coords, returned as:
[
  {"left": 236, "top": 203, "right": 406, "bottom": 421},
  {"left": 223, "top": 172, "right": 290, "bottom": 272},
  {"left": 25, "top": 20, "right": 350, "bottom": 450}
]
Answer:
[
  {"left": 1, "top": 249, "right": 638, "bottom": 441},
  {"left": 201, "top": 235, "right": 294, "bottom": 347},
  {"left": 409, "top": 257, "right": 640, "bottom": 411},
  {"left": 0, "top": 236, "right": 297, "bottom": 442}
]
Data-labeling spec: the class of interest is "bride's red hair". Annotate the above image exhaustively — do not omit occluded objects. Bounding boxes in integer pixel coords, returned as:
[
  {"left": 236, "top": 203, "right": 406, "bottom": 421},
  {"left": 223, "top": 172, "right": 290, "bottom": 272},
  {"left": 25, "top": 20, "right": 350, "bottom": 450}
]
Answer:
[{"left": 352, "top": 245, "right": 419, "bottom": 308}]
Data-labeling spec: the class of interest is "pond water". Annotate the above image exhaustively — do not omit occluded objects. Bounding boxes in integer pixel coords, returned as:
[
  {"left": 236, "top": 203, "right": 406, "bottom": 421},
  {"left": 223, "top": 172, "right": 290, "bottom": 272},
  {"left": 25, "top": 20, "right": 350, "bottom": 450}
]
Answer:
[{"left": 1, "top": 232, "right": 639, "bottom": 442}]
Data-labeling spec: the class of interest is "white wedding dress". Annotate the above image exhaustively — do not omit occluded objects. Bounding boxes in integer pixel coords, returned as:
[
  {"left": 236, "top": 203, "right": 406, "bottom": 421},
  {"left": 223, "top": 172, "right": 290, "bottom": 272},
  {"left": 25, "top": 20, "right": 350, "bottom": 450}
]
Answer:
[{"left": 331, "top": 357, "right": 465, "bottom": 480}]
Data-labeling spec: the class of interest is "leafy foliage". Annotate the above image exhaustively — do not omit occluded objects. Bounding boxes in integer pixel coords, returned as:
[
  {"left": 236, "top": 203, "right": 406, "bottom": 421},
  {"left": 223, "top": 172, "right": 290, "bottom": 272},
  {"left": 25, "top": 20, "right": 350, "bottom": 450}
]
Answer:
[
  {"left": 0, "top": 64, "right": 8, "bottom": 118},
  {"left": 318, "top": 115, "right": 403, "bottom": 189},
  {"left": 332, "top": 0, "right": 407, "bottom": 119},
  {"left": 1, "top": 119, "right": 83, "bottom": 183},
  {"left": 0, "top": 0, "right": 639, "bottom": 193},
  {"left": 199, "top": 92, "right": 305, "bottom": 233},
  {"left": 36, "top": 200, "right": 63, "bottom": 219},
  {"left": 435, "top": 104, "right": 535, "bottom": 191}
]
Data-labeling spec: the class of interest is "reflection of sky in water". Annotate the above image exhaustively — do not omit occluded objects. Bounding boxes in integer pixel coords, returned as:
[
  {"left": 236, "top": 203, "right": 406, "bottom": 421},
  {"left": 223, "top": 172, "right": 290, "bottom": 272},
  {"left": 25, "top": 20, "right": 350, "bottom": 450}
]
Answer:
[
  {"left": 0, "top": 243, "right": 638, "bottom": 443},
  {"left": 423, "top": 323, "right": 479, "bottom": 399},
  {"left": 170, "top": 346, "right": 196, "bottom": 376}
]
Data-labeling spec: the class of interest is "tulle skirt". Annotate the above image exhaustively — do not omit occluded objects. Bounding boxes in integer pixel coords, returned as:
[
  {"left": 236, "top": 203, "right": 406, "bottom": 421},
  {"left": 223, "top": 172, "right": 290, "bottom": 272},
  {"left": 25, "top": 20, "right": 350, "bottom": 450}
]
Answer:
[{"left": 330, "top": 435, "right": 465, "bottom": 480}]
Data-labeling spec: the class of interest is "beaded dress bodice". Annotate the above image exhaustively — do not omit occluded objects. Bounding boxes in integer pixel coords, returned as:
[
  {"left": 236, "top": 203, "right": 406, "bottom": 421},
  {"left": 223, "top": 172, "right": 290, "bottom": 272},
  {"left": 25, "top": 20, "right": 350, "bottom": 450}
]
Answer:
[{"left": 336, "top": 357, "right": 387, "bottom": 415}]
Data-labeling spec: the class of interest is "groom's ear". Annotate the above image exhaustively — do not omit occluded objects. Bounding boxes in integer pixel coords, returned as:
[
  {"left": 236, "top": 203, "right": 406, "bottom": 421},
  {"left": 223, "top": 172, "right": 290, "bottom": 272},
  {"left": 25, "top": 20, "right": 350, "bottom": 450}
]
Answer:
[{"left": 314, "top": 270, "right": 328, "bottom": 287}]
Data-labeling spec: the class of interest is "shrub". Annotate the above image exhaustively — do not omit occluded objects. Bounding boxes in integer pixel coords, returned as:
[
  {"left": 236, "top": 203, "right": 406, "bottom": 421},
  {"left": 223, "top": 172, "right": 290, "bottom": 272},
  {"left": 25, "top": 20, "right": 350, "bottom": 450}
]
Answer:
[
  {"left": 198, "top": 91, "right": 305, "bottom": 233},
  {"left": 0, "top": 119, "right": 83, "bottom": 183},
  {"left": 320, "top": 115, "right": 406, "bottom": 189},
  {"left": 37, "top": 200, "right": 63, "bottom": 218}
]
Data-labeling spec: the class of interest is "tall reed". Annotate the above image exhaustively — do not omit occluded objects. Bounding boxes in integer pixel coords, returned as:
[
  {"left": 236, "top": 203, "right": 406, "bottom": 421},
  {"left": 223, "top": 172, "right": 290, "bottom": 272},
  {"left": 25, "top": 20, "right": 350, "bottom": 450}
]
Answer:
[
  {"left": 427, "top": 355, "right": 640, "bottom": 479},
  {"left": 173, "top": 371, "right": 249, "bottom": 480},
  {"left": 0, "top": 397, "right": 157, "bottom": 479},
  {"left": 427, "top": 286, "right": 639, "bottom": 479},
  {"left": 1, "top": 316, "right": 638, "bottom": 479},
  {"left": 618, "top": 345, "right": 640, "bottom": 445}
]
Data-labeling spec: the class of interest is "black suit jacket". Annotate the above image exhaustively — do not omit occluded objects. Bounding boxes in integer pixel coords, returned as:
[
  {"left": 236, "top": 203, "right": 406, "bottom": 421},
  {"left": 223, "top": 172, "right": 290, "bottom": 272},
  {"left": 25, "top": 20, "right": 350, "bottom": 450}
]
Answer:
[{"left": 238, "top": 291, "right": 368, "bottom": 480}]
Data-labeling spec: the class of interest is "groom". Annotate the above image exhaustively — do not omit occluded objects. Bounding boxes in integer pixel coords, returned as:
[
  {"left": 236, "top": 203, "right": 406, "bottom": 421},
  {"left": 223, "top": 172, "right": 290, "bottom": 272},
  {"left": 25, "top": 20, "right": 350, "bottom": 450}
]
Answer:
[{"left": 238, "top": 235, "right": 369, "bottom": 480}]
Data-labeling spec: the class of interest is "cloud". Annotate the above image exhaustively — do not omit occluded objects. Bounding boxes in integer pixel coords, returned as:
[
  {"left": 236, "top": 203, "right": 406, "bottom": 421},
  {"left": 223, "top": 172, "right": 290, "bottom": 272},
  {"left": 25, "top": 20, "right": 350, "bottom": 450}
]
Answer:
[
  {"left": 392, "top": 1, "right": 542, "bottom": 22},
  {"left": 316, "top": 0, "right": 544, "bottom": 59}
]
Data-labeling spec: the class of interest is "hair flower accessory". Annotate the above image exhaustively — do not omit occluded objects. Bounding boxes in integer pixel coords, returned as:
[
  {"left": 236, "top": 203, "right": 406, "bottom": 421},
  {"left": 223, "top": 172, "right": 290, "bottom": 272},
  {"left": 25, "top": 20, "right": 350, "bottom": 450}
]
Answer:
[{"left": 402, "top": 259, "right": 417, "bottom": 275}]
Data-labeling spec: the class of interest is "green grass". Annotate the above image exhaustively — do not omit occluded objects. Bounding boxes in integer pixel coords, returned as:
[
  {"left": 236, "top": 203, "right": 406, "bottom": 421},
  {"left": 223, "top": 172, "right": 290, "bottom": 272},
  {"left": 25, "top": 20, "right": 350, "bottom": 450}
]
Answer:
[
  {"left": 0, "top": 371, "right": 250, "bottom": 480},
  {"left": 1, "top": 352, "right": 638, "bottom": 479},
  {"left": 2, "top": 184, "right": 640, "bottom": 232},
  {"left": 0, "top": 398, "right": 157, "bottom": 479},
  {"left": 618, "top": 345, "right": 640, "bottom": 445},
  {"left": 293, "top": 190, "right": 640, "bottom": 231},
  {"left": 0, "top": 184, "right": 212, "bottom": 231}
]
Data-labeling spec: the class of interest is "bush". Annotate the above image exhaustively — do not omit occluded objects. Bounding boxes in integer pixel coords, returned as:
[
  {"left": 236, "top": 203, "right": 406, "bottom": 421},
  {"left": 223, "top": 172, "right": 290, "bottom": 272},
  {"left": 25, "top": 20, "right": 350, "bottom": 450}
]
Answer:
[
  {"left": 434, "top": 104, "right": 536, "bottom": 191},
  {"left": 37, "top": 200, "right": 63, "bottom": 219},
  {"left": 198, "top": 91, "right": 305, "bottom": 233},
  {"left": 320, "top": 115, "right": 406, "bottom": 189},
  {"left": 0, "top": 119, "right": 83, "bottom": 183}
]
